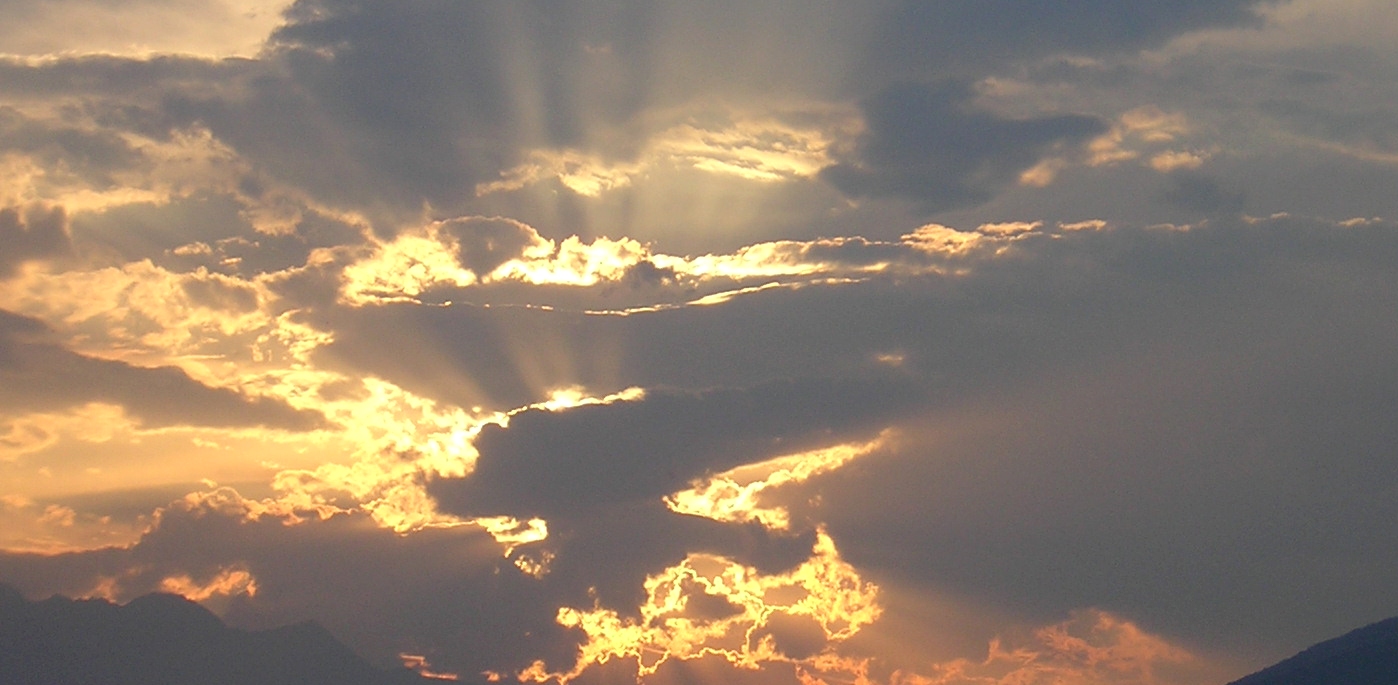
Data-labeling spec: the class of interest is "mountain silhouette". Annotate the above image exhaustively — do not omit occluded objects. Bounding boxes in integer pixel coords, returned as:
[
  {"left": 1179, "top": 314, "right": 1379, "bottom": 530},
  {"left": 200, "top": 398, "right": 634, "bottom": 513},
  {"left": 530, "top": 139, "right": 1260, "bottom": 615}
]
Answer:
[
  {"left": 0, "top": 584, "right": 433, "bottom": 685},
  {"left": 1226, "top": 616, "right": 1398, "bottom": 685}
]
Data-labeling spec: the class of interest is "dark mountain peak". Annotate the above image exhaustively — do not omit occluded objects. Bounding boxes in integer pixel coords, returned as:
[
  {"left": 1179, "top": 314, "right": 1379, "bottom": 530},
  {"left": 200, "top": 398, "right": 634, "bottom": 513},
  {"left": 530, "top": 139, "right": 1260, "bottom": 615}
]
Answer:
[
  {"left": 0, "top": 583, "right": 24, "bottom": 608},
  {"left": 0, "top": 586, "right": 431, "bottom": 685},
  {"left": 1227, "top": 616, "right": 1398, "bottom": 685},
  {"left": 122, "top": 590, "right": 227, "bottom": 634}
]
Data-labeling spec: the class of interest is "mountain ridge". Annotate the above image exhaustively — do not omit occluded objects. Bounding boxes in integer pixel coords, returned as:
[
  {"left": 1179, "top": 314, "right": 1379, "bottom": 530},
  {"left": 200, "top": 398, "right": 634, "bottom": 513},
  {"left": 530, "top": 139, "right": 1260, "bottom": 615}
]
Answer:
[
  {"left": 0, "top": 583, "right": 434, "bottom": 685},
  {"left": 1225, "top": 616, "right": 1398, "bottom": 685}
]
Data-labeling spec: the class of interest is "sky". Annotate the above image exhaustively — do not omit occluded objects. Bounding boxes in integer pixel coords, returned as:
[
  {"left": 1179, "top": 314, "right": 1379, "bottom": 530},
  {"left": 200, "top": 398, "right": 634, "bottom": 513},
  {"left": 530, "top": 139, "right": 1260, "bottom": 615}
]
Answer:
[{"left": 2, "top": 1, "right": 1398, "bottom": 683}]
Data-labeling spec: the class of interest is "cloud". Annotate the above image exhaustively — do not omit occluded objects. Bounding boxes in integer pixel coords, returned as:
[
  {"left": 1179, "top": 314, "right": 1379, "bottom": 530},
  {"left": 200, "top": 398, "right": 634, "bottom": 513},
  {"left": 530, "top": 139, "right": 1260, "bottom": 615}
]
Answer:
[
  {"left": 0, "top": 491, "right": 580, "bottom": 676},
  {"left": 820, "top": 81, "right": 1107, "bottom": 213},
  {"left": 0, "top": 0, "right": 1269, "bottom": 231},
  {"left": 4, "top": 216, "right": 1398, "bottom": 679},
  {"left": 1161, "top": 170, "right": 1246, "bottom": 214},
  {"left": 2, "top": 3, "right": 1398, "bottom": 684},
  {"left": 324, "top": 212, "right": 1398, "bottom": 666},
  {"left": 774, "top": 215, "right": 1398, "bottom": 655},
  {"left": 0, "top": 0, "right": 288, "bottom": 57},
  {"left": 0, "top": 204, "right": 71, "bottom": 278},
  {"left": 0, "top": 309, "right": 325, "bottom": 431},
  {"left": 428, "top": 377, "right": 921, "bottom": 521},
  {"left": 0, "top": 107, "right": 141, "bottom": 188},
  {"left": 886, "top": 609, "right": 1215, "bottom": 685},
  {"left": 859, "top": 0, "right": 1271, "bottom": 82},
  {"left": 439, "top": 216, "right": 552, "bottom": 278}
]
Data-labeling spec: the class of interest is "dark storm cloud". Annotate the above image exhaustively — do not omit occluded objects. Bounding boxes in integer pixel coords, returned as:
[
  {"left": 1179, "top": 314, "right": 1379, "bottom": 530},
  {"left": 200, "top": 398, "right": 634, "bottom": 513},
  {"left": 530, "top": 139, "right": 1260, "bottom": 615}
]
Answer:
[
  {"left": 0, "top": 310, "right": 325, "bottom": 431},
  {"left": 821, "top": 81, "right": 1107, "bottom": 213},
  {"left": 0, "top": 204, "right": 72, "bottom": 278}
]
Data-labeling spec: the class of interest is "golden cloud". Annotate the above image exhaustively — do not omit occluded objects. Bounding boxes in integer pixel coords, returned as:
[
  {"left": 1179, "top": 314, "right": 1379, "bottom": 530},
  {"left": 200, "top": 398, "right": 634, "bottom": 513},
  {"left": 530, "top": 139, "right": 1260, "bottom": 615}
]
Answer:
[{"left": 518, "top": 529, "right": 879, "bottom": 684}]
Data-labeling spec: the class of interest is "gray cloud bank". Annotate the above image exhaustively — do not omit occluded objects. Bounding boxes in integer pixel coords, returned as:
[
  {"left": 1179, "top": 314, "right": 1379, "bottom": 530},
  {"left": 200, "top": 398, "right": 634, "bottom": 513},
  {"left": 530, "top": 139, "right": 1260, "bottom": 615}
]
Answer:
[{"left": 5, "top": 215, "right": 1398, "bottom": 678}]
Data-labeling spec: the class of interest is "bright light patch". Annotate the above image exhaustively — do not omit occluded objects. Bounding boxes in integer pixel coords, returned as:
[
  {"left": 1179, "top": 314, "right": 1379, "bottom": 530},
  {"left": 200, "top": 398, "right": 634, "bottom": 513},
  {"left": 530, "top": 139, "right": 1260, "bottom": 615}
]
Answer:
[
  {"left": 654, "top": 115, "right": 843, "bottom": 183},
  {"left": 1088, "top": 107, "right": 1193, "bottom": 168},
  {"left": 475, "top": 150, "right": 644, "bottom": 197},
  {"left": 902, "top": 224, "right": 985, "bottom": 255},
  {"left": 518, "top": 386, "right": 647, "bottom": 413},
  {"left": 976, "top": 221, "right": 1042, "bottom": 236},
  {"left": 341, "top": 233, "right": 477, "bottom": 305},
  {"left": 490, "top": 236, "right": 650, "bottom": 286},
  {"left": 1149, "top": 149, "right": 1210, "bottom": 172},
  {"left": 666, "top": 432, "right": 892, "bottom": 530},
  {"left": 1059, "top": 219, "right": 1111, "bottom": 232},
  {"left": 400, "top": 654, "right": 462, "bottom": 681},
  {"left": 158, "top": 564, "right": 258, "bottom": 601},
  {"left": 474, "top": 516, "right": 550, "bottom": 551}
]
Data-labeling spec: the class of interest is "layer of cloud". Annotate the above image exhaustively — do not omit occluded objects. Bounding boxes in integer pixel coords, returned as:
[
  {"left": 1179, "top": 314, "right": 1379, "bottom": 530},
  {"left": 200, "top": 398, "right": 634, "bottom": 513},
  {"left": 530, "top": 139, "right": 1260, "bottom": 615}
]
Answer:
[{"left": 0, "top": 309, "right": 324, "bottom": 431}]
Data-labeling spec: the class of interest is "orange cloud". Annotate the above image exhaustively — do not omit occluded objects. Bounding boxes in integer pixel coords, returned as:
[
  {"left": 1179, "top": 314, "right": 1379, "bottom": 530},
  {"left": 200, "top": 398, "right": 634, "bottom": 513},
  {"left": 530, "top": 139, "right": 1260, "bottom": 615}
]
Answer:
[
  {"left": 521, "top": 529, "right": 880, "bottom": 684},
  {"left": 665, "top": 432, "right": 892, "bottom": 530},
  {"left": 890, "top": 610, "right": 1203, "bottom": 685},
  {"left": 158, "top": 564, "right": 258, "bottom": 602}
]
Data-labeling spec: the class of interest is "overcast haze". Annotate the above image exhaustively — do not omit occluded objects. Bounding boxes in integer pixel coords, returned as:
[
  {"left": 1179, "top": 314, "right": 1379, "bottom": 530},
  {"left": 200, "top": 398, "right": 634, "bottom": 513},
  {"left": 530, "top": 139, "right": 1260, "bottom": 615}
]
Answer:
[{"left": 3, "top": 1, "right": 1398, "bottom": 684}]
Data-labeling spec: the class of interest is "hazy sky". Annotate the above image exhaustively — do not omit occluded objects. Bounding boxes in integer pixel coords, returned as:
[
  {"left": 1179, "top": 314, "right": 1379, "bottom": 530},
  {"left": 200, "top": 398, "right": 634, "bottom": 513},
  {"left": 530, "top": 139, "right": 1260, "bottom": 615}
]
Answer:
[{"left": 3, "top": 1, "right": 1398, "bottom": 683}]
